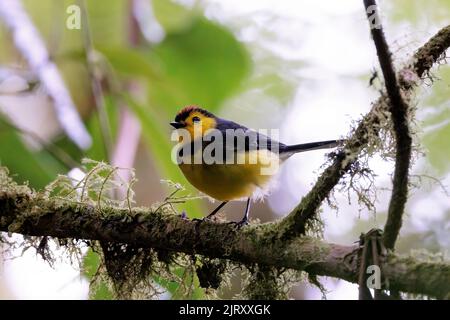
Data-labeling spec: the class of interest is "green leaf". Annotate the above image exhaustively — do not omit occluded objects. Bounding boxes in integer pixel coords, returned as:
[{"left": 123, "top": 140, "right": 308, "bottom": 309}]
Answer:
[
  {"left": 83, "top": 249, "right": 114, "bottom": 300},
  {"left": 148, "top": 17, "right": 251, "bottom": 113},
  {"left": 0, "top": 117, "right": 64, "bottom": 189},
  {"left": 98, "top": 47, "right": 160, "bottom": 80},
  {"left": 84, "top": 0, "right": 128, "bottom": 47},
  {"left": 85, "top": 94, "right": 120, "bottom": 162}
]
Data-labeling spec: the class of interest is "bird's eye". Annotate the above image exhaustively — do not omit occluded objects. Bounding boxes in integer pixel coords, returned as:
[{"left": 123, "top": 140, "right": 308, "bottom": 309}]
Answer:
[{"left": 192, "top": 116, "right": 201, "bottom": 123}]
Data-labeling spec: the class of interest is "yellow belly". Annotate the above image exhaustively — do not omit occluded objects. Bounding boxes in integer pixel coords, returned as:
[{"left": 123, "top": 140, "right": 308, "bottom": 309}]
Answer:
[{"left": 178, "top": 150, "right": 280, "bottom": 201}]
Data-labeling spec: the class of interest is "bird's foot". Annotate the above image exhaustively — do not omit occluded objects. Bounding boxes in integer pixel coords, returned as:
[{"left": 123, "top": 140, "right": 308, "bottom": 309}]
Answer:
[
  {"left": 192, "top": 216, "right": 213, "bottom": 223},
  {"left": 228, "top": 218, "right": 249, "bottom": 229}
]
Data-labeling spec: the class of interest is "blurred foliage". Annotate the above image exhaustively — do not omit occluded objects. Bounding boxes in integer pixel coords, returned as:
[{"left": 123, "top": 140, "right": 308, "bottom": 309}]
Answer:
[
  {"left": 387, "top": 0, "right": 450, "bottom": 24},
  {"left": 0, "top": 117, "right": 65, "bottom": 189},
  {"left": 85, "top": 94, "right": 120, "bottom": 162},
  {"left": 153, "top": 0, "right": 198, "bottom": 33},
  {"left": 83, "top": 249, "right": 114, "bottom": 299},
  {"left": 148, "top": 17, "right": 250, "bottom": 110},
  {"left": 422, "top": 67, "right": 450, "bottom": 175},
  {"left": 384, "top": 0, "right": 450, "bottom": 176}
]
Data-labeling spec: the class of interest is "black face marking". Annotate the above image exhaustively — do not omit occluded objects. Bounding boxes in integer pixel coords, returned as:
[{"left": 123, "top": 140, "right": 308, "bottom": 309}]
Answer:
[{"left": 192, "top": 116, "right": 201, "bottom": 123}]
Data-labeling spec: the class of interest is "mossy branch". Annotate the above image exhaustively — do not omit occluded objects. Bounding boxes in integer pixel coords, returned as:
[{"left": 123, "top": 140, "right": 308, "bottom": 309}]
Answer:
[
  {"left": 0, "top": 184, "right": 449, "bottom": 299},
  {"left": 278, "top": 23, "right": 450, "bottom": 240}
]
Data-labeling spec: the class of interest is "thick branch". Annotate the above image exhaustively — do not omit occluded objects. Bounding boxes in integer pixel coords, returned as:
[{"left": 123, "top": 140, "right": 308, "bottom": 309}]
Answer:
[
  {"left": 0, "top": 186, "right": 449, "bottom": 298},
  {"left": 278, "top": 24, "right": 450, "bottom": 240},
  {"left": 363, "top": 0, "right": 412, "bottom": 250}
]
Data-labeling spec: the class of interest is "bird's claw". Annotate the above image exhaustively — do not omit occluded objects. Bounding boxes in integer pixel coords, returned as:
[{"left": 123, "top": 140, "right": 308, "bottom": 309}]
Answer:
[
  {"left": 192, "top": 218, "right": 205, "bottom": 225},
  {"left": 227, "top": 219, "right": 249, "bottom": 229},
  {"left": 192, "top": 216, "right": 213, "bottom": 224}
]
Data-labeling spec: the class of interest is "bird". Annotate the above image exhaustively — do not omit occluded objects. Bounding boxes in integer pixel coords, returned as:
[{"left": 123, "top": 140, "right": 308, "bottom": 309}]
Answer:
[{"left": 170, "top": 106, "right": 343, "bottom": 227}]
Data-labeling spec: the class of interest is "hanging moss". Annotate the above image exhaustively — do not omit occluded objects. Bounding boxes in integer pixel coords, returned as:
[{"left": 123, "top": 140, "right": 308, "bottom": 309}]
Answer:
[
  {"left": 196, "top": 258, "right": 227, "bottom": 290},
  {"left": 241, "top": 265, "right": 304, "bottom": 300}
]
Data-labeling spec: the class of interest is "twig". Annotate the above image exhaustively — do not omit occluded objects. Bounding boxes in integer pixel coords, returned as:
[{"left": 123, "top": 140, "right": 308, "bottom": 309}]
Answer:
[
  {"left": 78, "top": 0, "right": 114, "bottom": 159},
  {"left": 363, "top": 0, "right": 412, "bottom": 250}
]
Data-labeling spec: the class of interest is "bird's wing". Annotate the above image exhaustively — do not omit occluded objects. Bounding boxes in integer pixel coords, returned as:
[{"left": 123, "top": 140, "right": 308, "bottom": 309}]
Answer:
[{"left": 214, "top": 120, "right": 285, "bottom": 154}]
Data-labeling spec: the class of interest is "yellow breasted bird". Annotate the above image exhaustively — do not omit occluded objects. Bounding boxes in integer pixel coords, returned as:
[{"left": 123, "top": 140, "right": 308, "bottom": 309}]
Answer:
[{"left": 170, "top": 106, "right": 343, "bottom": 226}]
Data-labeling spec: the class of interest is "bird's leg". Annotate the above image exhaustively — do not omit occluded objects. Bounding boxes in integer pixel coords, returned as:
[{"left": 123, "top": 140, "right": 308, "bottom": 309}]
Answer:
[
  {"left": 206, "top": 201, "right": 228, "bottom": 219},
  {"left": 233, "top": 197, "right": 251, "bottom": 228},
  {"left": 193, "top": 201, "right": 228, "bottom": 223}
]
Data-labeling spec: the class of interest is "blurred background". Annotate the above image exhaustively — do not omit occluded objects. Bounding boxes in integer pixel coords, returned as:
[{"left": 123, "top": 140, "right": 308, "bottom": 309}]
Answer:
[{"left": 0, "top": 0, "right": 448, "bottom": 299}]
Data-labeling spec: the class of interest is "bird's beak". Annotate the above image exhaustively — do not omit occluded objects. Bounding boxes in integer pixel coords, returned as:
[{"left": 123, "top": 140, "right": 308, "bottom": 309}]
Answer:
[{"left": 170, "top": 121, "right": 185, "bottom": 129}]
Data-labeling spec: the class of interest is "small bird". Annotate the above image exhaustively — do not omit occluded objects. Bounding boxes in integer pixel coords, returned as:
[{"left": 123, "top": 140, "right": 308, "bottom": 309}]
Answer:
[{"left": 170, "top": 106, "right": 343, "bottom": 226}]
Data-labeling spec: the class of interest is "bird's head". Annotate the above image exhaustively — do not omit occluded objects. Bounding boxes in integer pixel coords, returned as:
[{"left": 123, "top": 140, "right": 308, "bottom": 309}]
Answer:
[{"left": 171, "top": 106, "right": 217, "bottom": 138}]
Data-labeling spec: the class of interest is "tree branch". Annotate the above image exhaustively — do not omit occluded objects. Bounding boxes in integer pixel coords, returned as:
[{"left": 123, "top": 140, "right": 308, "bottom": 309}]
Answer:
[
  {"left": 363, "top": 0, "right": 412, "bottom": 250},
  {"left": 413, "top": 25, "right": 450, "bottom": 77},
  {"left": 0, "top": 185, "right": 449, "bottom": 298},
  {"left": 278, "top": 23, "right": 450, "bottom": 240}
]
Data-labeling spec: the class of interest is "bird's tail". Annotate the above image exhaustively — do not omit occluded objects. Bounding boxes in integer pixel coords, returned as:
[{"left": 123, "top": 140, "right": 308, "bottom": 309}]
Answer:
[{"left": 281, "top": 139, "right": 344, "bottom": 158}]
